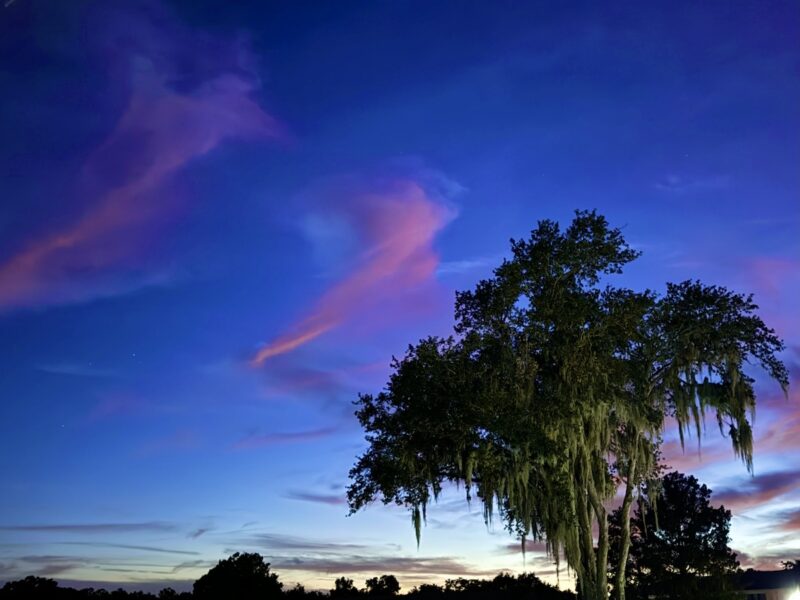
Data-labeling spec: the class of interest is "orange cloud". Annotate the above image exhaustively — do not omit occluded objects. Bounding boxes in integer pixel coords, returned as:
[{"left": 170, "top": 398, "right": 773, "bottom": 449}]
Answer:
[{"left": 251, "top": 179, "right": 454, "bottom": 365}]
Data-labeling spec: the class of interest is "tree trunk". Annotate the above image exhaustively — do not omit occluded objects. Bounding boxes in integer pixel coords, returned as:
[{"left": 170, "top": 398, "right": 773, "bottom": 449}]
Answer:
[
  {"left": 588, "top": 481, "right": 609, "bottom": 600},
  {"left": 576, "top": 489, "right": 598, "bottom": 600},
  {"left": 613, "top": 450, "right": 638, "bottom": 600}
]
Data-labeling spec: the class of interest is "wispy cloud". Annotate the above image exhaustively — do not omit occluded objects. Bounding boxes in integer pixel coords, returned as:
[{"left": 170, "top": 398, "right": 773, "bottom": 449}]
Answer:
[
  {"left": 188, "top": 528, "right": 212, "bottom": 539},
  {"left": 266, "top": 555, "right": 499, "bottom": 578},
  {"left": 0, "top": 3, "right": 282, "bottom": 313},
  {"left": 284, "top": 491, "right": 346, "bottom": 506},
  {"left": 232, "top": 532, "right": 377, "bottom": 554},
  {"left": 220, "top": 529, "right": 498, "bottom": 578},
  {"left": 232, "top": 426, "right": 338, "bottom": 450},
  {"left": 437, "top": 256, "right": 500, "bottom": 277},
  {"left": 0, "top": 522, "right": 175, "bottom": 533},
  {"left": 31, "top": 563, "right": 85, "bottom": 577},
  {"left": 654, "top": 174, "right": 730, "bottom": 194},
  {"left": 713, "top": 468, "right": 800, "bottom": 512},
  {"left": 171, "top": 559, "right": 214, "bottom": 573},
  {"left": 37, "top": 363, "right": 119, "bottom": 378},
  {"left": 251, "top": 177, "right": 456, "bottom": 365},
  {"left": 771, "top": 507, "right": 800, "bottom": 532},
  {"left": 62, "top": 542, "right": 199, "bottom": 556},
  {"left": 499, "top": 540, "right": 549, "bottom": 555}
]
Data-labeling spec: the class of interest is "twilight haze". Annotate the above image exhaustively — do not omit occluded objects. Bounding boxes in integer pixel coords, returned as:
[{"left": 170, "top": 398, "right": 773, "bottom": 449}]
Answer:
[{"left": 0, "top": 0, "right": 798, "bottom": 592}]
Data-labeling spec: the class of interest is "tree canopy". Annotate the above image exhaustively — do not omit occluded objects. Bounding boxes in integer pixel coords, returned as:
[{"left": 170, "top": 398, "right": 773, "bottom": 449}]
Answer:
[
  {"left": 365, "top": 575, "right": 401, "bottom": 596},
  {"left": 608, "top": 471, "right": 739, "bottom": 599},
  {"left": 347, "top": 211, "right": 788, "bottom": 600},
  {"left": 192, "top": 552, "right": 283, "bottom": 600}
]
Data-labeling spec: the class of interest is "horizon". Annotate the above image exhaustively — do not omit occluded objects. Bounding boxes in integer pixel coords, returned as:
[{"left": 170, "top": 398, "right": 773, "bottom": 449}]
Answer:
[{"left": 0, "top": 0, "right": 798, "bottom": 593}]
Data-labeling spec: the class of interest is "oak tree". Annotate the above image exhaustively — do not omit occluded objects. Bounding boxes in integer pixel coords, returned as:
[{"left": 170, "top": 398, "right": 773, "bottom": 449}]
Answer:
[{"left": 347, "top": 211, "right": 787, "bottom": 600}]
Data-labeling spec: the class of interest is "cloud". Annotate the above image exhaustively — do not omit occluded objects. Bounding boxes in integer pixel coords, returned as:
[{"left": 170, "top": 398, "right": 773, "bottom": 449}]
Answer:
[
  {"left": 284, "top": 491, "right": 347, "bottom": 506},
  {"left": 0, "top": 553, "right": 208, "bottom": 588},
  {"left": 251, "top": 177, "right": 456, "bottom": 365},
  {"left": 437, "top": 256, "right": 501, "bottom": 277},
  {"left": 0, "top": 2, "right": 282, "bottom": 313},
  {"left": 0, "top": 522, "right": 175, "bottom": 533},
  {"left": 735, "top": 548, "right": 800, "bottom": 571},
  {"left": 188, "top": 528, "right": 212, "bottom": 539},
  {"left": 712, "top": 468, "right": 800, "bottom": 512},
  {"left": 1, "top": 555, "right": 89, "bottom": 581},
  {"left": 744, "top": 258, "right": 800, "bottom": 303},
  {"left": 62, "top": 542, "right": 199, "bottom": 556},
  {"left": 774, "top": 508, "right": 800, "bottom": 532},
  {"left": 232, "top": 426, "right": 338, "bottom": 450},
  {"left": 661, "top": 436, "right": 733, "bottom": 472},
  {"left": 654, "top": 174, "right": 730, "bottom": 194},
  {"left": 266, "top": 555, "right": 499, "bottom": 578},
  {"left": 36, "top": 363, "right": 119, "bottom": 378},
  {"left": 171, "top": 559, "right": 214, "bottom": 573},
  {"left": 232, "top": 533, "right": 376, "bottom": 554},
  {"left": 259, "top": 365, "right": 350, "bottom": 398},
  {"left": 499, "top": 540, "right": 549, "bottom": 555}
]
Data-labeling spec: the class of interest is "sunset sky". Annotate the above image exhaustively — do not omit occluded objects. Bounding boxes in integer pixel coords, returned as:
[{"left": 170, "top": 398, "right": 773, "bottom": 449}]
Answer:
[{"left": 0, "top": 0, "right": 798, "bottom": 593}]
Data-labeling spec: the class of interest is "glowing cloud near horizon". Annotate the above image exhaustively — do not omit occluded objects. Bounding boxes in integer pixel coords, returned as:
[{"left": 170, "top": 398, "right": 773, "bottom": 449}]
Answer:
[{"left": 251, "top": 180, "right": 455, "bottom": 365}]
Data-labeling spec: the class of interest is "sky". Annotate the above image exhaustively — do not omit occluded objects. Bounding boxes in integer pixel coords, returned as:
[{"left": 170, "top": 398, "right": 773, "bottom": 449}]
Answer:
[{"left": 0, "top": 0, "right": 799, "bottom": 593}]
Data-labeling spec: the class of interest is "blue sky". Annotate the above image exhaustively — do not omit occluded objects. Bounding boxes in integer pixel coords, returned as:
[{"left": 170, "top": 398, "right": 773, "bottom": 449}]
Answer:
[{"left": 0, "top": 0, "right": 798, "bottom": 592}]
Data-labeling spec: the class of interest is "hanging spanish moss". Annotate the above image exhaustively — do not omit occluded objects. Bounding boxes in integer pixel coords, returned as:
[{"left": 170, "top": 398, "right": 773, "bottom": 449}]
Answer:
[{"left": 347, "top": 212, "right": 788, "bottom": 600}]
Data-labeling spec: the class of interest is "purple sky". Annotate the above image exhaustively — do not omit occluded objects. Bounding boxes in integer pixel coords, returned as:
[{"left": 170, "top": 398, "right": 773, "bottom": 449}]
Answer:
[{"left": 0, "top": 0, "right": 798, "bottom": 592}]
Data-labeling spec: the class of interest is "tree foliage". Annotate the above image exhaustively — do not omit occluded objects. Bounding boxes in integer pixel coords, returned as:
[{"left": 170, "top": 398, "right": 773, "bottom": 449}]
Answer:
[
  {"left": 330, "top": 577, "right": 360, "bottom": 598},
  {"left": 608, "top": 471, "right": 739, "bottom": 599},
  {"left": 347, "top": 211, "right": 788, "bottom": 600},
  {"left": 366, "top": 575, "right": 401, "bottom": 596},
  {"left": 192, "top": 552, "right": 282, "bottom": 600}
]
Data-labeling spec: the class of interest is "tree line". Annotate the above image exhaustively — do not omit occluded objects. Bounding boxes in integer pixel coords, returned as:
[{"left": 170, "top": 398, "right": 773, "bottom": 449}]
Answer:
[
  {"left": 0, "top": 559, "right": 572, "bottom": 599},
  {"left": 4, "top": 471, "right": 796, "bottom": 600}
]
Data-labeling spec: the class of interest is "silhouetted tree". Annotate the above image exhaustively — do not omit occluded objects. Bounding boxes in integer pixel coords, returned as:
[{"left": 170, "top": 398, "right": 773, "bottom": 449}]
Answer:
[
  {"left": 782, "top": 560, "right": 800, "bottom": 571},
  {"left": 285, "top": 583, "right": 309, "bottom": 597},
  {"left": 192, "top": 552, "right": 282, "bottom": 599},
  {"left": 347, "top": 211, "right": 788, "bottom": 600},
  {"left": 608, "top": 471, "right": 739, "bottom": 599},
  {"left": 433, "top": 573, "right": 573, "bottom": 599},
  {"left": 409, "top": 583, "right": 445, "bottom": 598},
  {"left": 0, "top": 576, "right": 60, "bottom": 598},
  {"left": 365, "top": 574, "right": 400, "bottom": 596},
  {"left": 330, "top": 576, "right": 360, "bottom": 598}
]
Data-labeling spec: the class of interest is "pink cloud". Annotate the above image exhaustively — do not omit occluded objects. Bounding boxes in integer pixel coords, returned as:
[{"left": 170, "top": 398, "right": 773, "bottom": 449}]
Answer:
[
  {"left": 0, "top": 6, "right": 282, "bottom": 312},
  {"left": 739, "top": 257, "right": 800, "bottom": 340},
  {"left": 712, "top": 469, "right": 800, "bottom": 512},
  {"left": 251, "top": 179, "right": 455, "bottom": 365},
  {"left": 743, "top": 257, "right": 800, "bottom": 303},
  {"left": 782, "top": 509, "right": 800, "bottom": 531}
]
